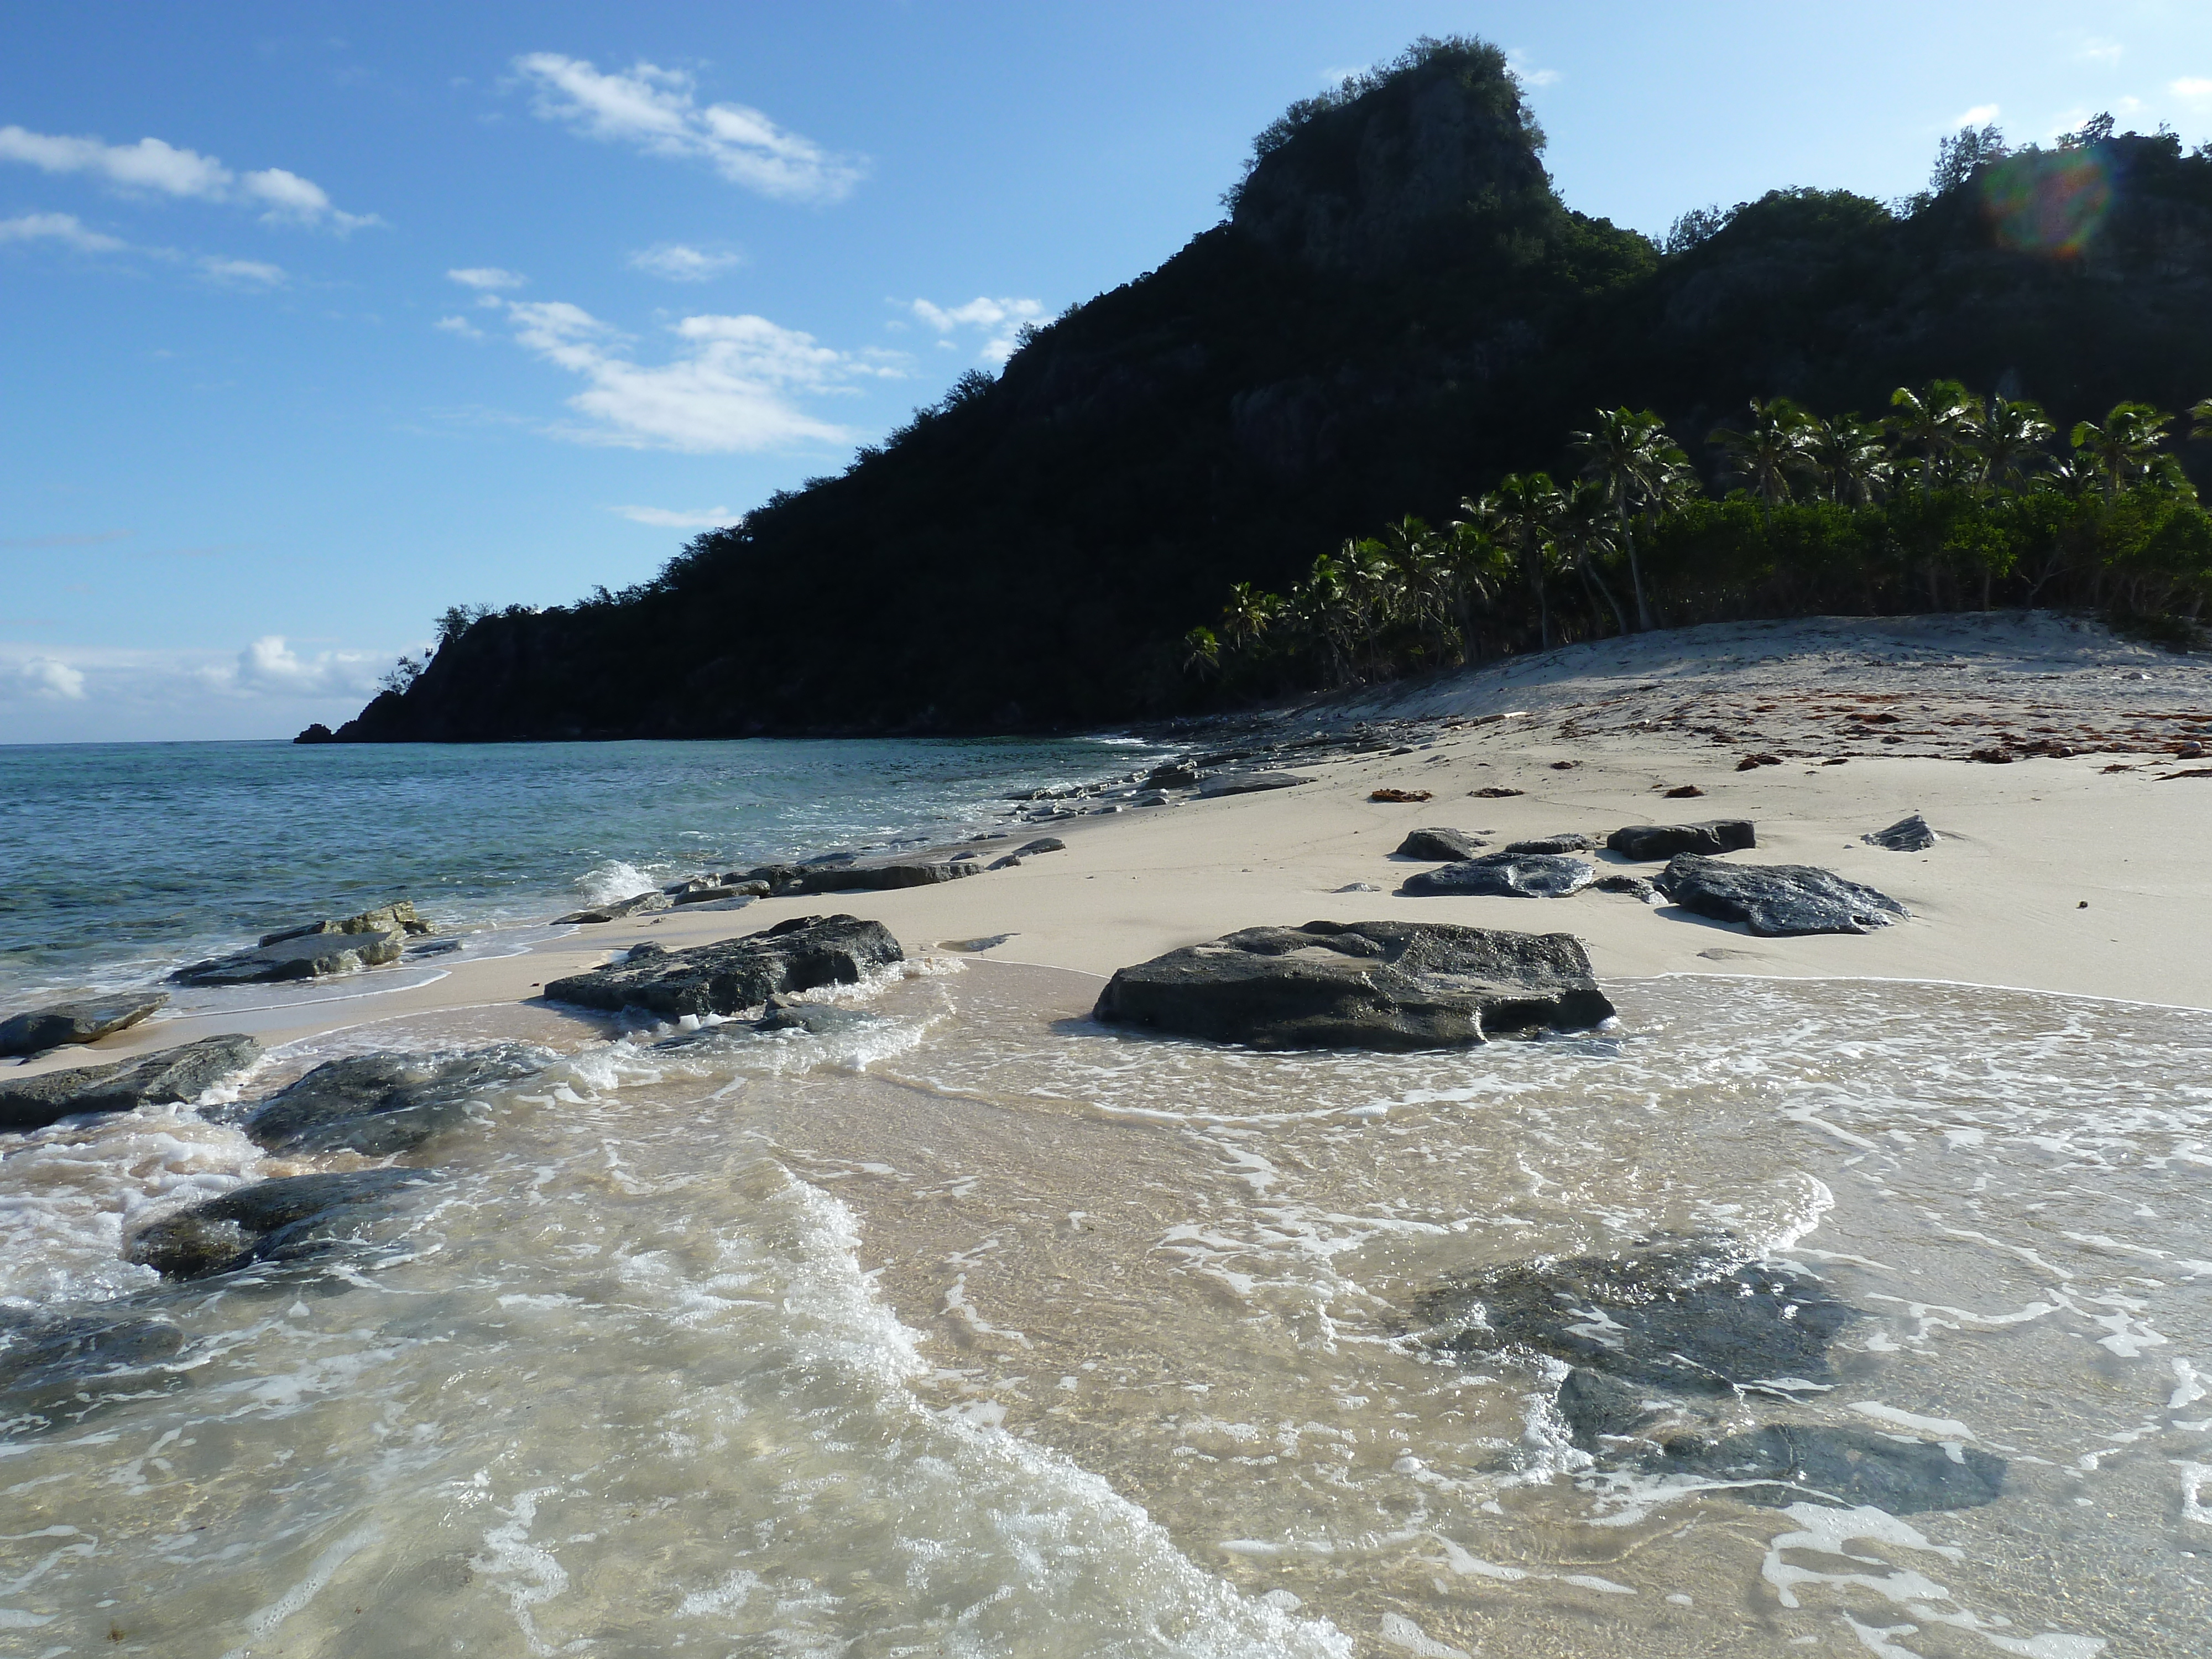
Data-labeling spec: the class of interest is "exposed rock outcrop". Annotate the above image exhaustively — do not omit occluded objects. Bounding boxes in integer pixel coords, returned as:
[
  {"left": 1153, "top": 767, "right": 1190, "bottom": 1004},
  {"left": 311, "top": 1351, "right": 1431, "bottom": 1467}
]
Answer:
[
  {"left": 544, "top": 915, "right": 904, "bottom": 1019},
  {"left": 1395, "top": 827, "right": 1486, "bottom": 860},
  {"left": 1656, "top": 854, "right": 1908, "bottom": 936},
  {"left": 0, "top": 991, "right": 168, "bottom": 1058},
  {"left": 238, "top": 1046, "right": 546, "bottom": 1156},
  {"left": 1093, "top": 919, "right": 1613, "bottom": 1050},
  {"left": 124, "top": 1170, "right": 434, "bottom": 1280},
  {"left": 1399, "top": 852, "right": 1597, "bottom": 898},
  {"left": 0, "top": 1035, "right": 262, "bottom": 1133},
  {"left": 1605, "top": 820, "right": 1756, "bottom": 860},
  {"left": 1864, "top": 812, "right": 1939, "bottom": 851}
]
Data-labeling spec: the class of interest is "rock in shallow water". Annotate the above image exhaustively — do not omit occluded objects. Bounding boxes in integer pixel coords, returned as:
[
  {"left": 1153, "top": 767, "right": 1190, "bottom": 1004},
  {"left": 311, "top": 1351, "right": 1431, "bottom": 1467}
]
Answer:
[
  {"left": 124, "top": 1169, "right": 435, "bottom": 1280},
  {"left": 0, "top": 990, "right": 168, "bottom": 1057},
  {"left": 556, "top": 889, "right": 672, "bottom": 924},
  {"left": 1656, "top": 854, "right": 1908, "bottom": 937},
  {"left": 0, "top": 1034, "right": 262, "bottom": 1133},
  {"left": 1605, "top": 820, "right": 1756, "bottom": 860},
  {"left": 1399, "top": 852, "right": 1597, "bottom": 898},
  {"left": 172, "top": 928, "right": 408, "bottom": 987},
  {"left": 1425, "top": 1239, "right": 1860, "bottom": 1396},
  {"left": 239, "top": 1045, "right": 546, "bottom": 1155},
  {"left": 0, "top": 1305, "right": 190, "bottom": 1427},
  {"left": 545, "top": 914, "right": 904, "bottom": 1019},
  {"left": 1093, "top": 920, "right": 1613, "bottom": 1051},
  {"left": 1394, "top": 827, "right": 1486, "bottom": 860}
]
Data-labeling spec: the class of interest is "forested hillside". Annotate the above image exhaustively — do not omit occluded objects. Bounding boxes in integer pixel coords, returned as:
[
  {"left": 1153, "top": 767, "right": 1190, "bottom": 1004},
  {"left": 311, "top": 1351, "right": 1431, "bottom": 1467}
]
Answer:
[{"left": 315, "top": 39, "right": 2212, "bottom": 743}]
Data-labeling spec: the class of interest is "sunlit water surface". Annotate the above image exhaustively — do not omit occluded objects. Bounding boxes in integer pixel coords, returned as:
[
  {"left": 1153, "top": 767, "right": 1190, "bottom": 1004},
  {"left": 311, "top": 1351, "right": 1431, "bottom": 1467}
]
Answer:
[{"left": 3, "top": 966, "right": 2206, "bottom": 1657}]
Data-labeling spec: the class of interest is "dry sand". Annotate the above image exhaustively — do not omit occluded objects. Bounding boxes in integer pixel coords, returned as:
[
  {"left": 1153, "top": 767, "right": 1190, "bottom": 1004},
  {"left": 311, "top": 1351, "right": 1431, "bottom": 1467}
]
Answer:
[{"left": 16, "top": 612, "right": 2212, "bottom": 1076}]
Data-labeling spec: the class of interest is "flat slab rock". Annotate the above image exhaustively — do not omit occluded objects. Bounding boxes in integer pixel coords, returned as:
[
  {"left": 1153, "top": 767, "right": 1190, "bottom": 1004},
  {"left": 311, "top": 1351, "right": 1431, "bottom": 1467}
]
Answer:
[
  {"left": 125, "top": 1169, "right": 434, "bottom": 1281},
  {"left": 1606, "top": 820, "right": 1756, "bottom": 860},
  {"left": 545, "top": 914, "right": 904, "bottom": 1019},
  {"left": 1400, "top": 852, "right": 1597, "bottom": 898},
  {"left": 0, "top": 1034, "right": 263, "bottom": 1133},
  {"left": 1197, "top": 771, "right": 1312, "bottom": 797},
  {"left": 0, "top": 990, "right": 168, "bottom": 1058},
  {"left": 173, "top": 927, "right": 406, "bottom": 987},
  {"left": 557, "top": 889, "right": 673, "bottom": 924},
  {"left": 1093, "top": 919, "right": 1614, "bottom": 1051},
  {"left": 1395, "top": 827, "right": 1486, "bottom": 860},
  {"left": 1503, "top": 833, "right": 1595, "bottom": 855},
  {"left": 1657, "top": 854, "right": 1907, "bottom": 936},
  {"left": 236, "top": 1045, "right": 546, "bottom": 1156}
]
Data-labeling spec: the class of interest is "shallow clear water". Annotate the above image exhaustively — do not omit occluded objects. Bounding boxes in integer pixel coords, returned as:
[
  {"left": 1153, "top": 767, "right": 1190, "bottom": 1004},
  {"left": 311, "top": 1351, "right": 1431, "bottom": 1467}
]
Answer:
[
  {"left": 4, "top": 963, "right": 2207, "bottom": 1657},
  {"left": 0, "top": 735, "right": 1165, "bottom": 1002}
]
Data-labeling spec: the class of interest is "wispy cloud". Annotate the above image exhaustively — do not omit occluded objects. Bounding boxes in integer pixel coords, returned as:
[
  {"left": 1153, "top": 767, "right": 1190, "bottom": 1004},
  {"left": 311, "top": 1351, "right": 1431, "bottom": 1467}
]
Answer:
[
  {"left": 513, "top": 53, "right": 865, "bottom": 203},
  {"left": 435, "top": 314, "right": 484, "bottom": 340},
  {"left": 449, "top": 265, "right": 526, "bottom": 290},
  {"left": 199, "top": 255, "right": 285, "bottom": 287},
  {"left": 0, "top": 123, "right": 377, "bottom": 231},
  {"left": 1950, "top": 103, "right": 2002, "bottom": 129},
  {"left": 0, "top": 210, "right": 127, "bottom": 252},
  {"left": 2078, "top": 38, "right": 2124, "bottom": 66},
  {"left": 487, "top": 296, "right": 900, "bottom": 452},
  {"left": 907, "top": 295, "right": 1050, "bottom": 364},
  {"left": 1507, "top": 50, "right": 1559, "bottom": 88},
  {"left": 612, "top": 504, "right": 734, "bottom": 528},
  {"left": 628, "top": 242, "right": 742, "bottom": 281},
  {"left": 2174, "top": 77, "right": 2212, "bottom": 102}
]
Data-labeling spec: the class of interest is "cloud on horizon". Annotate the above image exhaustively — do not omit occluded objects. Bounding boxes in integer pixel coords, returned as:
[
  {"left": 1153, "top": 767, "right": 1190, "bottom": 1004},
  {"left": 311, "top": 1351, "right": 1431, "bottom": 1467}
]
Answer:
[
  {"left": 907, "top": 295, "right": 1050, "bottom": 364},
  {"left": 494, "top": 296, "right": 901, "bottom": 452},
  {"left": 0, "top": 123, "right": 378, "bottom": 231},
  {"left": 514, "top": 53, "right": 865, "bottom": 204},
  {"left": 0, "top": 635, "right": 409, "bottom": 742}
]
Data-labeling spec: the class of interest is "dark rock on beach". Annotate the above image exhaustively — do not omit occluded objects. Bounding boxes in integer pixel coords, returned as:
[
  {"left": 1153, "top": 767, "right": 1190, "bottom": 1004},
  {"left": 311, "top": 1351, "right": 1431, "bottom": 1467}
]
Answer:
[
  {"left": 797, "top": 856, "right": 980, "bottom": 895},
  {"left": 1395, "top": 827, "right": 1486, "bottom": 861},
  {"left": 124, "top": 1169, "right": 435, "bottom": 1281},
  {"left": 174, "top": 928, "right": 406, "bottom": 987},
  {"left": 1197, "top": 771, "right": 1313, "bottom": 797},
  {"left": 1593, "top": 873, "right": 1656, "bottom": 900},
  {"left": 1864, "top": 812, "right": 1939, "bottom": 851},
  {"left": 239, "top": 1046, "right": 545, "bottom": 1156},
  {"left": 545, "top": 914, "right": 904, "bottom": 1019},
  {"left": 1503, "top": 833, "right": 1595, "bottom": 855},
  {"left": 1425, "top": 1239, "right": 1860, "bottom": 1396},
  {"left": 1651, "top": 1424, "right": 2006, "bottom": 1514},
  {"left": 0, "top": 990, "right": 168, "bottom": 1058},
  {"left": 1605, "top": 820, "right": 1756, "bottom": 860},
  {"left": 1399, "top": 852, "right": 1597, "bottom": 898},
  {"left": 1093, "top": 919, "right": 1613, "bottom": 1050},
  {"left": 557, "top": 889, "right": 673, "bottom": 924},
  {"left": 0, "top": 1034, "right": 262, "bottom": 1133},
  {"left": 1656, "top": 854, "right": 1908, "bottom": 936},
  {"left": 674, "top": 881, "right": 770, "bottom": 905}
]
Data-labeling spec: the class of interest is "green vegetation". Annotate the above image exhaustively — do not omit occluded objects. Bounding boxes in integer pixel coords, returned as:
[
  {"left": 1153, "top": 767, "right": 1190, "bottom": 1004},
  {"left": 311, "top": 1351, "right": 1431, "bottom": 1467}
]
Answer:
[
  {"left": 328, "top": 41, "right": 2212, "bottom": 743},
  {"left": 1191, "top": 386, "right": 2212, "bottom": 693}
]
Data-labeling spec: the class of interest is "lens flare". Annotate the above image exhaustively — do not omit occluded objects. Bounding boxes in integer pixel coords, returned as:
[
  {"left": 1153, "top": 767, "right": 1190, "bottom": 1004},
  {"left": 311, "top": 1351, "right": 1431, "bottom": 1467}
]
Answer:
[{"left": 1981, "top": 148, "right": 2114, "bottom": 256}]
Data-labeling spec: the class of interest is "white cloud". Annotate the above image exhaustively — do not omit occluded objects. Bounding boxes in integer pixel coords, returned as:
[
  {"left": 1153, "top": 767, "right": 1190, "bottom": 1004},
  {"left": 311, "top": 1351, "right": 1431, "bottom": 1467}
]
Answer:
[
  {"left": 612, "top": 504, "right": 734, "bottom": 529},
  {"left": 450, "top": 265, "right": 526, "bottom": 289},
  {"left": 20, "top": 657, "right": 85, "bottom": 699},
  {"left": 514, "top": 53, "right": 865, "bottom": 203},
  {"left": 628, "top": 242, "right": 742, "bottom": 281},
  {"left": 221, "top": 634, "right": 383, "bottom": 697},
  {"left": 1950, "top": 103, "right": 2002, "bottom": 128},
  {"left": 0, "top": 123, "right": 374, "bottom": 231},
  {"left": 2173, "top": 77, "right": 2212, "bottom": 101},
  {"left": 435, "top": 314, "right": 484, "bottom": 340},
  {"left": 496, "top": 297, "right": 898, "bottom": 452},
  {"left": 199, "top": 255, "right": 285, "bottom": 286},
  {"left": 0, "top": 210, "right": 126, "bottom": 252},
  {"left": 908, "top": 295, "right": 1050, "bottom": 364},
  {"left": 1507, "top": 51, "right": 1559, "bottom": 88},
  {"left": 2079, "top": 38, "right": 2124, "bottom": 66}
]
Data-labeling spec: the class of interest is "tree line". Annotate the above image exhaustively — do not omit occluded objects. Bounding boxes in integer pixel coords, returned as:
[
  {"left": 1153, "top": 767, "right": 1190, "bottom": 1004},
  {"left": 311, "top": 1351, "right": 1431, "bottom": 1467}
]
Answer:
[{"left": 1182, "top": 384, "right": 2212, "bottom": 691}]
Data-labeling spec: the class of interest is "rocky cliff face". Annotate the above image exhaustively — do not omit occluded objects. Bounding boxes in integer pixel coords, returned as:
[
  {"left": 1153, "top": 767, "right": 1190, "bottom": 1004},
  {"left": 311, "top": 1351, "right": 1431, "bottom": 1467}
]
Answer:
[{"left": 318, "top": 43, "right": 2212, "bottom": 743}]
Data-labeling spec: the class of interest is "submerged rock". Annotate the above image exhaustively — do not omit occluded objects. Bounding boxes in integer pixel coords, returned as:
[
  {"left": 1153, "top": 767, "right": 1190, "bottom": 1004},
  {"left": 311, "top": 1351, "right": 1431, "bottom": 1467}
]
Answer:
[
  {"left": 556, "top": 889, "right": 673, "bottom": 924},
  {"left": 0, "top": 990, "right": 168, "bottom": 1058},
  {"left": 1399, "top": 852, "right": 1597, "bottom": 898},
  {"left": 1605, "top": 820, "right": 1757, "bottom": 860},
  {"left": 239, "top": 1046, "right": 545, "bottom": 1156},
  {"left": 1864, "top": 812, "right": 1939, "bottom": 852},
  {"left": 1651, "top": 1425, "right": 2005, "bottom": 1514},
  {"left": 0, "top": 1305, "right": 190, "bottom": 1427},
  {"left": 1093, "top": 919, "right": 1613, "bottom": 1051},
  {"left": 1197, "top": 771, "right": 1313, "bottom": 797},
  {"left": 0, "top": 1034, "right": 262, "bottom": 1133},
  {"left": 1426, "top": 1240, "right": 1859, "bottom": 1396},
  {"left": 1394, "top": 826, "right": 1486, "bottom": 860},
  {"left": 1656, "top": 854, "right": 1908, "bottom": 936},
  {"left": 545, "top": 914, "right": 904, "bottom": 1019},
  {"left": 124, "top": 1169, "right": 435, "bottom": 1281},
  {"left": 1556, "top": 1366, "right": 1661, "bottom": 1450},
  {"left": 1503, "top": 833, "right": 1595, "bottom": 855},
  {"left": 172, "top": 928, "right": 407, "bottom": 987}
]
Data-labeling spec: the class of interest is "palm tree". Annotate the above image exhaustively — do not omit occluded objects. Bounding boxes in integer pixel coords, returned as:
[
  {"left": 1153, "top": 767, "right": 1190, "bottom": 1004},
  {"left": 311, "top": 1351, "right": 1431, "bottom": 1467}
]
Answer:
[
  {"left": 1444, "top": 519, "right": 1512, "bottom": 656},
  {"left": 1708, "top": 397, "right": 1815, "bottom": 506},
  {"left": 1802, "top": 414, "right": 1893, "bottom": 505},
  {"left": 2190, "top": 398, "right": 2212, "bottom": 442},
  {"left": 1889, "top": 381, "right": 1984, "bottom": 491},
  {"left": 1553, "top": 481, "right": 1629, "bottom": 636},
  {"left": 1971, "top": 397, "right": 2056, "bottom": 495},
  {"left": 1376, "top": 517, "right": 1457, "bottom": 660},
  {"left": 1181, "top": 625, "right": 1220, "bottom": 680},
  {"left": 1463, "top": 472, "right": 1564, "bottom": 649},
  {"left": 2071, "top": 401, "right": 2176, "bottom": 501},
  {"left": 1220, "top": 581, "right": 1285, "bottom": 658},
  {"left": 1571, "top": 408, "right": 1679, "bottom": 631}
]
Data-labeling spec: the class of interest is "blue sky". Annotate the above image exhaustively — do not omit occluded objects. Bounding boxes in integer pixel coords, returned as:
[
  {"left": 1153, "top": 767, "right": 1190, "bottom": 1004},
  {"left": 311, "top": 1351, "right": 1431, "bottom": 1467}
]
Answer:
[{"left": 6, "top": 1, "right": 2211, "bottom": 742}]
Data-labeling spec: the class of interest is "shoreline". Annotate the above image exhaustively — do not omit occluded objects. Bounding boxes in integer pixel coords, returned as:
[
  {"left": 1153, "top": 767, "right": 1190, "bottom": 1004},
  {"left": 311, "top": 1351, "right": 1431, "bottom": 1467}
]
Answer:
[{"left": 12, "top": 611, "right": 2212, "bottom": 1076}]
